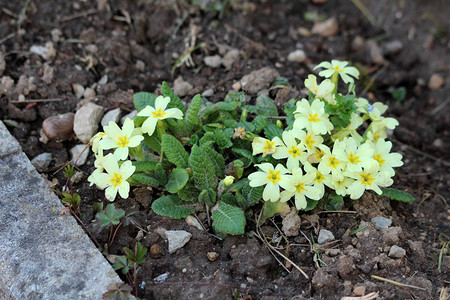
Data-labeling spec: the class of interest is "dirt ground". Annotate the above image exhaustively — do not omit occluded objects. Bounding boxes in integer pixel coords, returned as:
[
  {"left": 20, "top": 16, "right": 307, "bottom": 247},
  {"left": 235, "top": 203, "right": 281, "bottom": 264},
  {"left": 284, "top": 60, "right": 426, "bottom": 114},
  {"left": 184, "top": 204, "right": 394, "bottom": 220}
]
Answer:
[{"left": 0, "top": 0, "right": 449, "bottom": 299}]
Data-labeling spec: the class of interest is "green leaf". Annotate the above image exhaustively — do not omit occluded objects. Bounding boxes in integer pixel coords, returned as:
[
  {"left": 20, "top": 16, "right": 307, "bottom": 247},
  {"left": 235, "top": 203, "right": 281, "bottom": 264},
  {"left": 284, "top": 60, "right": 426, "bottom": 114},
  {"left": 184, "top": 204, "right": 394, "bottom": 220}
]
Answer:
[
  {"left": 251, "top": 115, "right": 268, "bottom": 134},
  {"left": 96, "top": 204, "right": 125, "bottom": 226},
  {"left": 256, "top": 95, "right": 278, "bottom": 116},
  {"left": 283, "top": 99, "right": 297, "bottom": 130},
  {"left": 214, "top": 128, "right": 234, "bottom": 149},
  {"left": 221, "top": 193, "right": 238, "bottom": 206},
  {"left": 200, "top": 102, "right": 237, "bottom": 119},
  {"left": 324, "top": 94, "right": 357, "bottom": 130},
  {"left": 231, "top": 148, "right": 255, "bottom": 168},
  {"left": 211, "top": 202, "right": 246, "bottom": 235},
  {"left": 381, "top": 188, "right": 415, "bottom": 202},
  {"left": 189, "top": 145, "right": 217, "bottom": 190},
  {"left": 161, "top": 134, "right": 189, "bottom": 168},
  {"left": 161, "top": 81, "right": 186, "bottom": 113},
  {"left": 132, "top": 161, "right": 157, "bottom": 172},
  {"left": 154, "top": 163, "right": 168, "bottom": 185},
  {"left": 304, "top": 199, "right": 319, "bottom": 211},
  {"left": 165, "top": 118, "right": 185, "bottom": 137},
  {"left": 201, "top": 142, "right": 225, "bottom": 177},
  {"left": 324, "top": 193, "right": 344, "bottom": 211},
  {"left": 130, "top": 173, "right": 160, "bottom": 187},
  {"left": 241, "top": 183, "right": 264, "bottom": 208},
  {"left": 224, "top": 91, "right": 246, "bottom": 105},
  {"left": 198, "top": 188, "right": 216, "bottom": 205},
  {"left": 151, "top": 195, "right": 196, "bottom": 219},
  {"left": 261, "top": 201, "right": 290, "bottom": 224},
  {"left": 177, "top": 180, "right": 199, "bottom": 202},
  {"left": 264, "top": 123, "right": 283, "bottom": 140},
  {"left": 166, "top": 168, "right": 189, "bottom": 193},
  {"left": 184, "top": 94, "right": 202, "bottom": 135},
  {"left": 143, "top": 134, "right": 161, "bottom": 153},
  {"left": 199, "top": 131, "right": 215, "bottom": 145},
  {"left": 133, "top": 92, "right": 157, "bottom": 112},
  {"left": 112, "top": 256, "right": 132, "bottom": 274}
]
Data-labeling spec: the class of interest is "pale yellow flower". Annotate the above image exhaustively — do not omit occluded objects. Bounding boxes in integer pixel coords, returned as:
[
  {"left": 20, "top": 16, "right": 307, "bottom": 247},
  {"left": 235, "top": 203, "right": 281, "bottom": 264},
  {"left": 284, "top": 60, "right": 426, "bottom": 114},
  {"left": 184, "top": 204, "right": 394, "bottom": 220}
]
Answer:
[
  {"left": 279, "top": 168, "right": 322, "bottom": 210},
  {"left": 248, "top": 163, "right": 292, "bottom": 202},
  {"left": 294, "top": 99, "right": 333, "bottom": 135},
  {"left": 344, "top": 162, "right": 393, "bottom": 199},
  {"left": 137, "top": 96, "right": 184, "bottom": 135},
  {"left": 252, "top": 136, "right": 283, "bottom": 157},
  {"left": 272, "top": 130, "right": 308, "bottom": 170},
  {"left": 304, "top": 74, "right": 335, "bottom": 104},
  {"left": 314, "top": 60, "right": 360, "bottom": 84}
]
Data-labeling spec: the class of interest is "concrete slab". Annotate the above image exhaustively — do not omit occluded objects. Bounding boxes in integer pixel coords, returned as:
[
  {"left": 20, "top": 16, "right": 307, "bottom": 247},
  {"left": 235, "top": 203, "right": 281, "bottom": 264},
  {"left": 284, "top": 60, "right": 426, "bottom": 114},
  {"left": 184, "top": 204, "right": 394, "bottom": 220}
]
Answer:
[{"left": 0, "top": 121, "right": 124, "bottom": 299}]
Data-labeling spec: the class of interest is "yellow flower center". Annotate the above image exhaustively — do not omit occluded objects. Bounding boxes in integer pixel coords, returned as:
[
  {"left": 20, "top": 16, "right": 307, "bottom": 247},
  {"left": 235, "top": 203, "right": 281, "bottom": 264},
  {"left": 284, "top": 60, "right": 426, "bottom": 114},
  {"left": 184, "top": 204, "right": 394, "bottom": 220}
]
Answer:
[
  {"left": 263, "top": 140, "right": 276, "bottom": 153},
  {"left": 348, "top": 153, "right": 361, "bottom": 164},
  {"left": 328, "top": 156, "right": 340, "bottom": 168},
  {"left": 295, "top": 183, "right": 306, "bottom": 194},
  {"left": 308, "top": 113, "right": 321, "bottom": 123},
  {"left": 117, "top": 136, "right": 130, "bottom": 148},
  {"left": 373, "top": 133, "right": 381, "bottom": 143},
  {"left": 99, "top": 132, "right": 106, "bottom": 137},
  {"left": 288, "top": 146, "right": 302, "bottom": 158},
  {"left": 110, "top": 173, "right": 123, "bottom": 187},
  {"left": 152, "top": 108, "right": 167, "bottom": 119},
  {"left": 332, "top": 65, "right": 344, "bottom": 72},
  {"left": 360, "top": 173, "right": 374, "bottom": 186},
  {"left": 314, "top": 172, "right": 325, "bottom": 183},
  {"left": 267, "top": 169, "right": 281, "bottom": 184},
  {"left": 373, "top": 154, "right": 386, "bottom": 167},
  {"left": 315, "top": 148, "right": 325, "bottom": 160},
  {"left": 305, "top": 135, "right": 315, "bottom": 150}
]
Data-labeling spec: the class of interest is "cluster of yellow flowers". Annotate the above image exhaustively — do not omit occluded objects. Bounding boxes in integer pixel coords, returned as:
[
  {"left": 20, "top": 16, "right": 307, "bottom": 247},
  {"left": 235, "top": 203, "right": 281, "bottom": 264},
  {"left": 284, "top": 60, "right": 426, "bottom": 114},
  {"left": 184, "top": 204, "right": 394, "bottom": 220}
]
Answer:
[
  {"left": 248, "top": 60, "right": 403, "bottom": 210},
  {"left": 87, "top": 96, "right": 183, "bottom": 201}
]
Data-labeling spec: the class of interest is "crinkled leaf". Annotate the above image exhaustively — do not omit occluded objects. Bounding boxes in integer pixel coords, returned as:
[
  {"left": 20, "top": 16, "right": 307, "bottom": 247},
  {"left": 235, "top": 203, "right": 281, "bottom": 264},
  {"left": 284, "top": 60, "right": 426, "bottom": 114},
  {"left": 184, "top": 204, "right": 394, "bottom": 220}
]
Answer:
[
  {"left": 211, "top": 202, "right": 246, "bottom": 235},
  {"left": 260, "top": 201, "right": 290, "bottom": 224},
  {"left": 256, "top": 95, "right": 278, "bottom": 116},
  {"left": 324, "top": 94, "right": 357, "bottom": 130},
  {"left": 130, "top": 173, "right": 161, "bottom": 187},
  {"left": 199, "top": 131, "right": 215, "bottom": 145},
  {"left": 198, "top": 188, "right": 216, "bottom": 205},
  {"left": 201, "top": 142, "right": 225, "bottom": 177},
  {"left": 241, "top": 183, "right": 264, "bottom": 208},
  {"left": 251, "top": 115, "right": 268, "bottom": 134},
  {"left": 214, "top": 128, "right": 234, "bottom": 149},
  {"left": 161, "top": 134, "right": 189, "bottom": 168},
  {"left": 133, "top": 92, "right": 157, "bottom": 112},
  {"left": 221, "top": 193, "right": 238, "bottom": 206},
  {"left": 283, "top": 99, "right": 297, "bottom": 130},
  {"left": 200, "top": 102, "right": 237, "bottom": 119},
  {"left": 154, "top": 163, "right": 167, "bottom": 185},
  {"left": 235, "top": 121, "right": 255, "bottom": 133},
  {"left": 324, "top": 193, "right": 344, "bottom": 211},
  {"left": 177, "top": 180, "right": 199, "bottom": 202},
  {"left": 165, "top": 118, "right": 185, "bottom": 137},
  {"left": 224, "top": 91, "right": 246, "bottom": 106},
  {"left": 304, "top": 199, "right": 319, "bottom": 211},
  {"left": 264, "top": 123, "right": 283, "bottom": 140},
  {"left": 189, "top": 145, "right": 217, "bottom": 190},
  {"left": 166, "top": 168, "right": 189, "bottom": 193},
  {"left": 143, "top": 134, "right": 161, "bottom": 153},
  {"left": 151, "top": 195, "right": 196, "bottom": 219},
  {"left": 381, "top": 188, "right": 415, "bottom": 202},
  {"left": 161, "top": 81, "right": 186, "bottom": 113},
  {"left": 184, "top": 94, "right": 202, "bottom": 135},
  {"left": 132, "top": 161, "right": 157, "bottom": 172},
  {"left": 231, "top": 148, "right": 255, "bottom": 168}
]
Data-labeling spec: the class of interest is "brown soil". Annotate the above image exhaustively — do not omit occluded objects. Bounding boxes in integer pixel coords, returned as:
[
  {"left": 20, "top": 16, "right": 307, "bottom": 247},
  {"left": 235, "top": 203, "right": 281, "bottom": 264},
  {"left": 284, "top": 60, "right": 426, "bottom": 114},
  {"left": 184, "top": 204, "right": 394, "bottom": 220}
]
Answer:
[{"left": 1, "top": 0, "right": 449, "bottom": 299}]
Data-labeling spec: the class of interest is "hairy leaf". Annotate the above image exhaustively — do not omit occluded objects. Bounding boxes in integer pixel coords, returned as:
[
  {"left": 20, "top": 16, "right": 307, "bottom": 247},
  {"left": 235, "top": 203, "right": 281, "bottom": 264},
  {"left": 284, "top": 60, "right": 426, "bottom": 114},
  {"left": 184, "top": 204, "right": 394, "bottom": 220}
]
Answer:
[
  {"left": 154, "top": 163, "right": 167, "bottom": 185},
  {"left": 151, "top": 195, "right": 196, "bottom": 219},
  {"left": 200, "top": 102, "right": 237, "bottom": 119},
  {"left": 133, "top": 92, "right": 157, "bottom": 112},
  {"left": 161, "top": 134, "right": 189, "bottom": 168},
  {"left": 201, "top": 142, "right": 225, "bottom": 177},
  {"left": 166, "top": 168, "right": 190, "bottom": 193},
  {"left": 224, "top": 91, "right": 246, "bottom": 105},
  {"left": 221, "top": 193, "right": 238, "bottom": 206},
  {"left": 264, "top": 123, "right": 283, "bottom": 140},
  {"left": 325, "top": 94, "right": 357, "bottom": 129},
  {"left": 251, "top": 115, "right": 268, "bottom": 134},
  {"left": 231, "top": 148, "right": 255, "bottom": 168},
  {"left": 184, "top": 94, "right": 202, "bottom": 135},
  {"left": 214, "top": 128, "right": 234, "bottom": 149},
  {"left": 199, "top": 131, "right": 215, "bottom": 145},
  {"left": 256, "top": 95, "right": 278, "bottom": 116},
  {"left": 211, "top": 202, "right": 246, "bottom": 235},
  {"left": 198, "top": 188, "right": 216, "bottom": 205},
  {"left": 381, "top": 188, "right": 415, "bottom": 202},
  {"left": 283, "top": 99, "right": 297, "bottom": 130},
  {"left": 177, "top": 180, "right": 199, "bottom": 202},
  {"left": 132, "top": 161, "right": 157, "bottom": 172},
  {"left": 189, "top": 145, "right": 217, "bottom": 190},
  {"left": 241, "top": 183, "right": 264, "bottom": 208},
  {"left": 130, "top": 173, "right": 160, "bottom": 187},
  {"left": 143, "top": 134, "right": 161, "bottom": 153}
]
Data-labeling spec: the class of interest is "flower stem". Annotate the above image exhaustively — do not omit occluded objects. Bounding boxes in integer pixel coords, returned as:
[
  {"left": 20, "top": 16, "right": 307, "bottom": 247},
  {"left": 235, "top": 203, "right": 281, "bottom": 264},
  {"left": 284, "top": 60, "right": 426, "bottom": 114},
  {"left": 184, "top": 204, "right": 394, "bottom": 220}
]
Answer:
[{"left": 331, "top": 72, "right": 339, "bottom": 94}]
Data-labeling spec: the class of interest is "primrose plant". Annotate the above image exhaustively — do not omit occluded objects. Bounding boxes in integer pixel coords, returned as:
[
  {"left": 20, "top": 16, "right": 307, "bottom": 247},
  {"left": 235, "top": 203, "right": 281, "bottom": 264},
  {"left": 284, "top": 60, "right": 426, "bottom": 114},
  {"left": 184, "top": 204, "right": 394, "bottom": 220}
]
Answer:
[{"left": 88, "top": 60, "right": 405, "bottom": 235}]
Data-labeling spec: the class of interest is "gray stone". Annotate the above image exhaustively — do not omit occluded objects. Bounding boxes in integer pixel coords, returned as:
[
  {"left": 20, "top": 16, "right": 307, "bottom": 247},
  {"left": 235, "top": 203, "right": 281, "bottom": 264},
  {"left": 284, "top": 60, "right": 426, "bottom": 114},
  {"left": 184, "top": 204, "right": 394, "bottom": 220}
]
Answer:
[
  {"left": 0, "top": 121, "right": 21, "bottom": 158},
  {"left": 287, "top": 49, "right": 307, "bottom": 63},
  {"left": 69, "top": 144, "right": 89, "bottom": 166},
  {"left": 222, "top": 49, "right": 240, "bottom": 69},
  {"left": 101, "top": 108, "right": 122, "bottom": 128},
  {"left": 165, "top": 230, "right": 192, "bottom": 254},
  {"left": 371, "top": 216, "right": 392, "bottom": 229},
  {"left": 73, "top": 102, "right": 104, "bottom": 143},
  {"left": 202, "top": 88, "right": 214, "bottom": 97},
  {"left": 240, "top": 67, "right": 279, "bottom": 95},
  {"left": 204, "top": 55, "right": 222, "bottom": 68},
  {"left": 173, "top": 76, "right": 193, "bottom": 97},
  {"left": 31, "top": 152, "right": 52, "bottom": 172},
  {"left": 0, "top": 122, "right": 122, "bottom": 299},
  {"left": 388, "top": 245, "right": 406, "bottom": 259},
  {"left": 120, "top": 110, "right": 137, "bottom": 125},
  {"left": 318, "top": 229, "right": 335, "bottom": 244},
  {"left": 282, "top": 208, "right": 301, "bottom": 237}
]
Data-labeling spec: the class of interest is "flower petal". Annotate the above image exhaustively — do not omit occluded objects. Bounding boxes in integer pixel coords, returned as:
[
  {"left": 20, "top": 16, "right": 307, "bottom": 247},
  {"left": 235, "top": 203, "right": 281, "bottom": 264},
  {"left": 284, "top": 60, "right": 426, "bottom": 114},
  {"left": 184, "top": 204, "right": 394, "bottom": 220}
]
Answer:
[
  {"left": 155, "top": 96, "right": 171, "bottom": 111},
  {"left": 141, "top": 117, "right": 158, "bottom": 135}
]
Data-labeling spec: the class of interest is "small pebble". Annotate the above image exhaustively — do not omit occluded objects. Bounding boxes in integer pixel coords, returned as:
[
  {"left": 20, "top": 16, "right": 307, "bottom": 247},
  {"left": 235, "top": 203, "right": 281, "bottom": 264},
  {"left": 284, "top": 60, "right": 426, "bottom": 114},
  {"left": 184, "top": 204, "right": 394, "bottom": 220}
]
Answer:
[
  {"left": 73, "top": 102, "right": 104, "bottom": 143},
  {"left": 371, "top": 216, "right": 392, "bottom": 229},
  {"left": 120, "top": 110, "right": 137, "bottom": 125},
  {"left": 287, "top": 49, "right": 307, "bottom": 63},
  {"left": 185, "top": 215, "right": 203, "bottom": 231},
  {"left": 149, "top": 244, "right": 165, "bottom": 259},
  {"left": 222, "top": 49, "right": 240, "bottom": 69},
  {"left": 428, "top": 74, "right": 444, "bottom": 90},
  {"left": 42, "top": 112, "right": 75, "bottom": 141},
  {"left": 173, "top": 76, "right": 193, "bottom": 97},
  {"left": 166, "top": 230, "right": 192, "bottom": 254},
  {"left": 204, "top": 55, "right": 222, "bottom": 68},
  {"left": 31, "top": 153, "right": 52, "bottom": 172},
  {"left": 201, "top": 88, "right": 214, "bottom": 97},
  {"left": 69, "top": 144, "right": 89, "bottom": 166},
  {"left": 311, "top": 17, "right": 338, "bottom": 37},
  {"left": 388, "top": 245, "right": 406, "bottom": 259},
  {"left": 353, "top": 285, "right": 366, "bottom": 296},
  {"left": 207, "top": 252, "right": 219, "bottom": 262},
  {"left": 101, "top": 108, "right": 122, "bottom": 128},
  {"left": 318, "top": 229, "right": 335, "bottom": 244}
]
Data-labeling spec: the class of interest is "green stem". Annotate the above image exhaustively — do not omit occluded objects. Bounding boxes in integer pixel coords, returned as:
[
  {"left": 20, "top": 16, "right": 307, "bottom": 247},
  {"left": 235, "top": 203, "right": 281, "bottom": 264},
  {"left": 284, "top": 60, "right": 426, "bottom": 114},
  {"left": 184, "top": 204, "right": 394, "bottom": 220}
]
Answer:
[
  {"left": 330, "top": 72, "right": 339, "bottom": 95},
  {"left": 240, "top": 108, "right": 248, "bottom": 122},
  {"left": 156, "top": 120, "right": 166, "bottom": 162}
]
